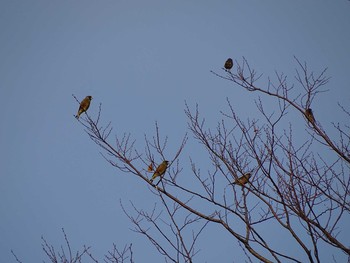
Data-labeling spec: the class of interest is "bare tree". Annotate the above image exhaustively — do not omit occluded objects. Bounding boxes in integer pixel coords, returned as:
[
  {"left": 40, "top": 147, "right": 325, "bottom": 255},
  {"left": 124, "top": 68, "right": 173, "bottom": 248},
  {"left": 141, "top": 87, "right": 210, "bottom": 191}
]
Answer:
[
  {"left": 73, "top": 57, "right": 349, "bottom": 263},
  {"left": 12, "top": 228, "right": 134, "bottom": 263}
]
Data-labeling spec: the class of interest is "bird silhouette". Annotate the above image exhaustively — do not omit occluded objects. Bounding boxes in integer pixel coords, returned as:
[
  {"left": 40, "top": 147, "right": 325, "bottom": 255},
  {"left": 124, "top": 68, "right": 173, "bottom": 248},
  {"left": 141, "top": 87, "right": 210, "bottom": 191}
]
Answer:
[{"left": 224, "top": 58, "right": 233, "bottom": 70}]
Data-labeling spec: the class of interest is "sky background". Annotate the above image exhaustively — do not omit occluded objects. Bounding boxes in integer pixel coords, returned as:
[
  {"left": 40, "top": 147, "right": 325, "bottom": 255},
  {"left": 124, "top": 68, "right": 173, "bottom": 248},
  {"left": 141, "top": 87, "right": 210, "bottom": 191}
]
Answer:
[{"left": 0, "top": 1, "right": 349, "bottom": 262}]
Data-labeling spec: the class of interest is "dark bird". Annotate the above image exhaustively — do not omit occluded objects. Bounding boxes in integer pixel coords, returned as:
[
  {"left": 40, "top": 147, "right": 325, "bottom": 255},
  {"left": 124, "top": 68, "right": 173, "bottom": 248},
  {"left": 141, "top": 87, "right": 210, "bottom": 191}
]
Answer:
[
  {"left": 305, "top": 108, "right": 315, "bottom": 123},
  {"left": 150, "top": 161, "right": 169, "bottom": 183},
  {"left": 224, "top": 58, "right": 233, "bottom": 70},
  {"left": 232, "top": 173, "right": 251, "bottom": 186},
  {"left": 76, "top": 96, "right": 92, "bottom": 119}
]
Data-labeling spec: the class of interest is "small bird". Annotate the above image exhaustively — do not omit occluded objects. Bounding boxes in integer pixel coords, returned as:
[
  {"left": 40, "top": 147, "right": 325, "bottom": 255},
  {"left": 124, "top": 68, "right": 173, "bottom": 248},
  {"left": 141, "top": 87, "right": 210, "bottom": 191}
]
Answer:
[
  {"left": 232, "top": 173, "right": 251, "bottom": 186},
  {"left": 224, "top": 58, "right": 233, "bottom": 70},
  {"left": 305, "top": 108, "right": 315, "bottom": 123},
  {"left": 75, "top": 96, "right": 92, "bottom": 119},
  {"left": 150, "top": 161, "right": 169, "bottom": 183}
]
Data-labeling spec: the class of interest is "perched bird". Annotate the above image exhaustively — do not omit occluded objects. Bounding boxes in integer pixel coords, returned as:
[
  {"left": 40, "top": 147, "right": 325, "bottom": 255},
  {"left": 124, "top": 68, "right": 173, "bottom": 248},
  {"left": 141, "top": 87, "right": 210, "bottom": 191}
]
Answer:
[
  {"left": 232, "top": 173, "right": 251, "bottom": 186},
  {"left": 224, "top": 58, "right": 233, "bottom": 70},
  {"left": 75, "top": 96, "right": 92, "bottom": 119},
  {"left": 150, "top": 161, "right": 169, "bottom": 183},
  {"left": 305, "top": 108, "right": 315, "bottom": 124}
]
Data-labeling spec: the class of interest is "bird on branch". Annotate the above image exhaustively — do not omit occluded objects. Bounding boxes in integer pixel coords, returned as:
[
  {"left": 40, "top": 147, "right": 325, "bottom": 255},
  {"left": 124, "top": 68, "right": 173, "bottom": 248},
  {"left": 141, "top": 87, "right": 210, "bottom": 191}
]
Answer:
[
  {"left": 305, "top": 108, "right": 315, "bottom": 124},
  {"left": 75, "top": 96, "right": 92, "bottom": 119},
  {"left": 231, "top": 173, "right": 251, "bottom": 186},
  {"left": 224, "top": 58, "right": 233, "bottom": 70},
  {"left": 150, "top": 161, "right": 169, "bottom": 183}
]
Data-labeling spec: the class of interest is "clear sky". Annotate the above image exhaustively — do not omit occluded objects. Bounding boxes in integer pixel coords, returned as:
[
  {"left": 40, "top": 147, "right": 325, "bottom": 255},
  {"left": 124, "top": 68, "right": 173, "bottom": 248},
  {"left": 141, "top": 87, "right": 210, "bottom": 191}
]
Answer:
[{"left": 0, "top": 1, "right": 349, "bottom": 262}]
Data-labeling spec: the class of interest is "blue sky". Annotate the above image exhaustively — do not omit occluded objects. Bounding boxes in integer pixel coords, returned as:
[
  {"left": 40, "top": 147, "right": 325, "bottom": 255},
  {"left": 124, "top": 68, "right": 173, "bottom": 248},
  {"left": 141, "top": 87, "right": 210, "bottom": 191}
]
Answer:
[{"left": 0, "top": 1, "right": 349, "bottom": 262}]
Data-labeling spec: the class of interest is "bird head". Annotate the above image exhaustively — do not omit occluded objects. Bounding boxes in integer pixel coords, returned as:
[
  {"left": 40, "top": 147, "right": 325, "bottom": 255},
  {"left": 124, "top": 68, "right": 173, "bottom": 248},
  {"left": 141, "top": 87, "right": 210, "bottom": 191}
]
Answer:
[{"left": 87, "top": 96, "right": 92, "bottom": 100}]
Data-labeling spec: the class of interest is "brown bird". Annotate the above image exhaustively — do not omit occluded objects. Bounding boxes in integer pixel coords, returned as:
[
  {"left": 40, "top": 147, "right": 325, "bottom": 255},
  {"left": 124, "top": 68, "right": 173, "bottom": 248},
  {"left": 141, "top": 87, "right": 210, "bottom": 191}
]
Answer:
[
  {"left": 305, "top": 108, "right": 315, "bottom": 123},
  {"left": 150, "top": 161, "right": 169, "bottom": 183},
  {"left": 224, "top": 58, "right": 233, "bottom": 70},
  {"left": 232, "top": 173, "right": 251, "bottom": 186},
  {"left": 75, "top": 96, "right": 92, "bottom": 119}
]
